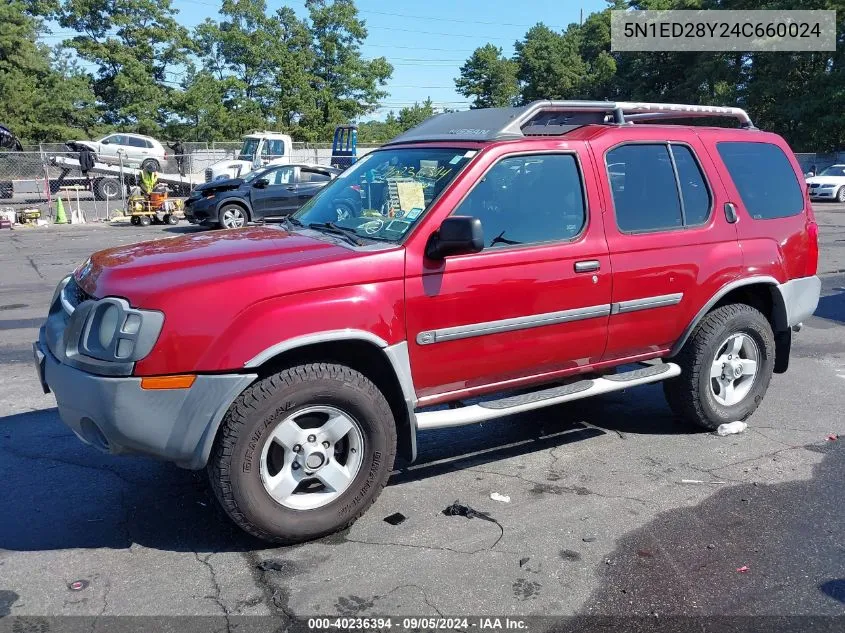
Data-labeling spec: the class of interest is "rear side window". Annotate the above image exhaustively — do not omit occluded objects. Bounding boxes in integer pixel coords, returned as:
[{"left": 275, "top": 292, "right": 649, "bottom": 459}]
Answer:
[
  {"left": 716, "top": 141, "right": 804, "bottom": 219},
  {"left": 606, "top": 143, "right": 711, "bottom": 232}
]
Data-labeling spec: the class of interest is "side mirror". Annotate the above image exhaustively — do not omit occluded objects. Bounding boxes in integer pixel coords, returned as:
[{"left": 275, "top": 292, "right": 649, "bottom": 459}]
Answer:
[
  {"left": 425, "top": 216, "right": 484, "bottom": 259},
  {"left": 254, "top": 178, "right": 269, "bottom": 188},
  {"left": 101, "top": 139, "right": 109, "bottom": 145}
]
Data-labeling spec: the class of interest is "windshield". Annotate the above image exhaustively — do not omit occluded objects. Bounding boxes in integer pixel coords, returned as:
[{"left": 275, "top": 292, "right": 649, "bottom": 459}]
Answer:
[
  {"left": 292, "top": 147, "right": 476, "bottom": 243},
  {"left": 819, "top": 165, "right": 845, "bottom": 177},
  {"left": 238, "top": 138, "right": 260, "bottom": 161}
]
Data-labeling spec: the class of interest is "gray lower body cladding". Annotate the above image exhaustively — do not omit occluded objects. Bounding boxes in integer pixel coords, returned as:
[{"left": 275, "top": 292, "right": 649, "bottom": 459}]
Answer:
[{"left": 37, "top": 329, "right": 255, "bottom": 469}]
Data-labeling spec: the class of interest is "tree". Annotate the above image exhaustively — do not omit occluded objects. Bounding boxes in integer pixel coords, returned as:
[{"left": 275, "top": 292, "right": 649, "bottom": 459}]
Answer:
[
  {"left": 0, "top": 0, "right": 98, "bottom": 142},
  {"left": 300, "top": 0, "right": 392, "bottom": 140},
  {"left": 357, "top": 98, "right": 437, "bottom": 143},
  {"left": 514, "top": 23, "right": 587, "bottom": 103},
  {"left": 54, "top": 0, "right": 192, "bottom": 133},
  {"left": 455, "top": 44, "right": 519, "bottom": 108}
]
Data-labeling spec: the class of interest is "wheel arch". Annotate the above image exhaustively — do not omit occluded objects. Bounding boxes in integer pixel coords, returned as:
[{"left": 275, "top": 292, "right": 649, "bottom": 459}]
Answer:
[
  {"left": 242, "top": 332, "right": 418, "bottom": 464},
  {"left": 216, "top": 197, "right": 252, "bottom": 221},
  {"left": 670, "top": 276, "right": 791, "bottom": 372}
]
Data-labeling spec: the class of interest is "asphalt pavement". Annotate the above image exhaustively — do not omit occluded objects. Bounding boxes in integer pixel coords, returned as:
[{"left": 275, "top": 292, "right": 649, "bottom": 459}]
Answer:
[{"left": 1, "top": 205, "right": 844, "bottom": 630}]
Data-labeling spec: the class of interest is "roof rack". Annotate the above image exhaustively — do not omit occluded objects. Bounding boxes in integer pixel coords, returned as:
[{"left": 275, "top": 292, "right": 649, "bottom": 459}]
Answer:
[{"left": 384, "top": 100, "right": 755, "bottom": 145}]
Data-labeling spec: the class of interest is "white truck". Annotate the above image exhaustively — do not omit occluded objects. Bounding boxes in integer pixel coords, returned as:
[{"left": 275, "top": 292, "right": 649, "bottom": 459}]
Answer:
[{"left": 204, "top": 132, "right": 294, "bottom": 182}]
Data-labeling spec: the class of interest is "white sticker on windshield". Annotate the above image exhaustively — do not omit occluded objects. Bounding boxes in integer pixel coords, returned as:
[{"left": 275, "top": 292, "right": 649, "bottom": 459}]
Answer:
[
  {"left": 406, "top": 207, "right": 423, "bottom": 220},
  {"left": 463, "top": 150, "right": 478, "bottom": 158}
]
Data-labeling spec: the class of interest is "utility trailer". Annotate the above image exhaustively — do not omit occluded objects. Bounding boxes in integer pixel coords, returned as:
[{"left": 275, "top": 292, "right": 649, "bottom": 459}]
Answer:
[{"left": 49, "top": 156, "right": 203, "bottom": 200}]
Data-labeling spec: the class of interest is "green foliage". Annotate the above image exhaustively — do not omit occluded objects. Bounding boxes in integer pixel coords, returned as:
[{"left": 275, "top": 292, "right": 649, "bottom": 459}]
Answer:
[
  {"left": 0, "top": 0, "right": 98, "bottom": 142},
  {"left": 455, "top": 0, "right": 845, "bottom": 151},
  {"left": 357, "top": 98, "right": 437, "bottom": 143},
  {"left": 455, "top": 44, "right": 519, "bottom": 108}
]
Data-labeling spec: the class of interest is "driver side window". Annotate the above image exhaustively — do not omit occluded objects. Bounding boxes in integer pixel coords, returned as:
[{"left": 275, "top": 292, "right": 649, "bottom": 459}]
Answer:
[
  {"left": 270, "top": 167, "right": 294, "bottom": 185},
  {"left": 450, "top": 153, "right": 586, "bottom": 249}
]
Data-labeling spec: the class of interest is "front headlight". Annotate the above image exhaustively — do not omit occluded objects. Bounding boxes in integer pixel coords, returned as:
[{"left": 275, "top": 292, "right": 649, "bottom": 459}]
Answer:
[{"left": 77, "top": 297, "right": 164, "bottom": 363}]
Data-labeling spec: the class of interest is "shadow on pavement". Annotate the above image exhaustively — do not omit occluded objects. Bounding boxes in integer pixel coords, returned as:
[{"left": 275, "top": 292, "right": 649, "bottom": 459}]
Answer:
[
  {"left": 0, "top": 384, "right": 681, "bottom": 552},
  {"left": 815, "top": 289, "right": 845, "bottom": 325},
  {"left": 577, "top": 441, "right": 845, "bottom": 618}
]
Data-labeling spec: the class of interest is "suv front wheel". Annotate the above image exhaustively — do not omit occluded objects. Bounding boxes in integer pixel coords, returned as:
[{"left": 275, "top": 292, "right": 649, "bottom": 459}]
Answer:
[
  {"left": 208, "top": 363, "right": 397, "bottom": 543},
  {"left": 664, "top": 303, "right": 775, "bottom": 430}
]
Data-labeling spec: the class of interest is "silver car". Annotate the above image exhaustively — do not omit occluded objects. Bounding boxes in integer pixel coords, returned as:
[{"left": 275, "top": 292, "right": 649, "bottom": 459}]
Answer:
[{"left": 68, "top": 133, "right": 167, "bottom": 172}]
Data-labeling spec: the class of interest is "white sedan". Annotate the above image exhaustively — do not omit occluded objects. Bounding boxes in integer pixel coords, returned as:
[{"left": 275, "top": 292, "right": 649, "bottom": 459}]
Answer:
[{"left": 806, "top": 164, "right": 845, "bottom": 202}]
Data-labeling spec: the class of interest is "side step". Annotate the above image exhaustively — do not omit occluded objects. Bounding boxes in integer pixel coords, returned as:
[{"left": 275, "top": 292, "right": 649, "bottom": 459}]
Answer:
[{"left": 415, "top": 363, "right": 680, "bottom": 431}]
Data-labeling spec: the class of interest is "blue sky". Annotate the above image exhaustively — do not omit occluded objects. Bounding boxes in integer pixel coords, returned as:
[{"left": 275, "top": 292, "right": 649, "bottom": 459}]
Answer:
[{"left": 43, "top": 0, "right": 610, "bottom": 118}]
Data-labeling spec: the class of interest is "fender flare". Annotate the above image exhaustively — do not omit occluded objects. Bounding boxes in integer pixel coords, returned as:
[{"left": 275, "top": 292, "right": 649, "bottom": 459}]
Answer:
[
  {"left": 244, "top": 330, "right": 419, "bottom": 462},
  {"left": 668, "top": 276, "right": 784, "bottom": 357}
]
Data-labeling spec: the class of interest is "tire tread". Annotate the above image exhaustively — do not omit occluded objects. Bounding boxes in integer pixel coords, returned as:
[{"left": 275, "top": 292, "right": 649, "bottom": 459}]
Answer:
[{"left": 208, "top": 362, "right": 396, "bottom": 544}]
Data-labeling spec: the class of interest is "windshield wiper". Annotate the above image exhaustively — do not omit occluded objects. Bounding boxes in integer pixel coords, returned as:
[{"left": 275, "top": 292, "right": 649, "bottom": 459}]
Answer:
[
  {"left": 281, "top": 216, "right": 303, "bottom": 232},
  {"left": 308, "top": 221, "right": 364, "bottom": 246}
]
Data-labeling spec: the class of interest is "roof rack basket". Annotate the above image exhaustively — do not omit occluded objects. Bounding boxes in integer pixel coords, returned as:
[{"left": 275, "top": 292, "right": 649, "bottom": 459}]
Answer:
[{"left": 385, "top": 100, "right": 755, "bottom": 145}]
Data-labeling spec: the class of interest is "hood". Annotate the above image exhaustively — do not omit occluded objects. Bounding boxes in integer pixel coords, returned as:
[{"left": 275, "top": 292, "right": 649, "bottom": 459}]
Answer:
[
  {"left": 75, "top": 226, "right": 355, "bottom": 306},
  {"left": 192, "top": 176, "right": 244, "bottom": 193},
  {"left": 806, "top": 176, "right": 845, "bottom": 186}
]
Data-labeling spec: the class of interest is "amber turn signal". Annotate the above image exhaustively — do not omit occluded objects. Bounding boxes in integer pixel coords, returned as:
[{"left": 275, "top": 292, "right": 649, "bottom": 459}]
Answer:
[{"left": 140, "top": 375, "right": 197, "bottom": 390}]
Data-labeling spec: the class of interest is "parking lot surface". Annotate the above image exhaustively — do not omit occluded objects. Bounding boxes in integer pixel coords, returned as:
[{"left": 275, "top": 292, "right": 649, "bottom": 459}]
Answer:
[{"left": 1, "top": 207, "right": 844, "bottom": 624}]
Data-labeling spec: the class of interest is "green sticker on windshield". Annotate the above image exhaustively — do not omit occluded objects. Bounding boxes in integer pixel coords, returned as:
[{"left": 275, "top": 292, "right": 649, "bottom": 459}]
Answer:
[{"left": 406, "top": 207, "right": 423, "bottom": 220}]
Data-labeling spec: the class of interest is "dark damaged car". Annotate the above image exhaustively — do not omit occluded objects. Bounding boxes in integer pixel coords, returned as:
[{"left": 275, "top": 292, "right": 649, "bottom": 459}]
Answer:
[{"left": 185, "top": 163, "right": 341, "bottom": 229}]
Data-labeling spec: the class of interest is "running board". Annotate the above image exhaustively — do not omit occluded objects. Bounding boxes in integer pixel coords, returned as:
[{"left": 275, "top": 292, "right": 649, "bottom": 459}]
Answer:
[{"left": 415, "top": 363, "right": 680, "bottom": 431}]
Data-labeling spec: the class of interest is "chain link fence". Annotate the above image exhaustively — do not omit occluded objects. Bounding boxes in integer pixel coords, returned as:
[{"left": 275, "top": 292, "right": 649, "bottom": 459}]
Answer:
[
  {"left": 0, "top": 142, "right": 379, "bottom": 210},
  {"left": 794, "top": 152, "right": 845, "bottom": 175}
]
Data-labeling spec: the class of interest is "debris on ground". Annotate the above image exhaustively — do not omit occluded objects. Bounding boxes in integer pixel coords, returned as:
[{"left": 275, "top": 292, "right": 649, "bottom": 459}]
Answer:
[
  {"left": 383, "top": 512, "right": 407, "bottom": 526},
  {"left": 636, "top": 549, "right": 654, "bottom": 558},
  {"left": 827, "top": 434, "right": 838, "bottom": 442},
  {"left": 560, "top": 549, "right": 581, "bottom": 561},
  {"left": 490, "top": 492, "right": 511, "bottom": 503},
  {"left": 68, "top": 580, "right": 89, "bottom": 591},
  {"left": 716, "top": 421, "right": 747, "bottom": 436},
  {"left": 582, "top": 536, "right": 597, "bottom": 543},
  {"left": 736, "top": 565, "right": 750, "bottom": 573},
  {"left": 519, "top": 557, "right": 530, "bottom": 568},
  {"left": 442, "top": 500, "right": 504, "bottom": 547},
  {"left": 680, "top": 479, "right": 727, "bottom": 485},
  {"left": 256, "top": 560, "right": 288, "bottom": 572}
]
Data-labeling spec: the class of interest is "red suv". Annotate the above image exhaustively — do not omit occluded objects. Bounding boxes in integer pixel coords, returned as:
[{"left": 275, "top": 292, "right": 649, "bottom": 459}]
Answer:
[{"left": 34, "top": 101, "right": 821, "bottom": 543}]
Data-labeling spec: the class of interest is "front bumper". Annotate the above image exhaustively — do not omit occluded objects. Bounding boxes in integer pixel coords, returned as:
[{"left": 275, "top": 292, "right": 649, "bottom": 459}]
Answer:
[
  {"left": 809, "top": 190, "right": 836, "bottom": 199},
  {"left": 36, "top": 329, "right": 256, "bottom": 469},
  {"left": 184, "top": 197, "right": 217, "bottom": 225}
]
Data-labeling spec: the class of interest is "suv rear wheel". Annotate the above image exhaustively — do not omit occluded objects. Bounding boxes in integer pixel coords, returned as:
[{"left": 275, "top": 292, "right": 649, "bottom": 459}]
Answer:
[
  {"left": 208, "top": 363, "right": 397, "bottom": 543},
  {"left": 664, "top": 303, "right": 775, "bottom": 430}
]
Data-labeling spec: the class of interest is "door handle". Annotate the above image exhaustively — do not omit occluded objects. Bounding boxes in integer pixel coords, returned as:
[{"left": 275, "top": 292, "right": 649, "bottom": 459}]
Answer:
[
  {"left": 285, "top": 186, "right": 295, "bottom": 191},
  {"left": 574, "top": 260, "right": 600, "bottom": 273},
  {"left": 724, "top": 202, "right": 738, "bottom": 224}
]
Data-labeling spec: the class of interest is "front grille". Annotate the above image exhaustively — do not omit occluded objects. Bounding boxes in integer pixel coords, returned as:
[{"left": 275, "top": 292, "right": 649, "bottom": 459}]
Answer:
[
  {"left": 204, "top": 168, "right": 213, "bottom": 182},
  {"left": 63, "top": 276, "right": 92, "bottom": 310}
]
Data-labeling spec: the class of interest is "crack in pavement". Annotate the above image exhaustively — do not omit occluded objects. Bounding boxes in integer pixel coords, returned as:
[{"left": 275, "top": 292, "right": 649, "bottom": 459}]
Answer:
[
  {"left": 242, "top": 550, "right": 294, "bottom": 624},
  {"left": 380, "top": 583, "right": 444, "bottom": 617},
  {"left": 194, "top": 552, "right": 232, "bottom": 633},
  {"left": 25, "top": 255, "right": 45, "bottom": 280}
]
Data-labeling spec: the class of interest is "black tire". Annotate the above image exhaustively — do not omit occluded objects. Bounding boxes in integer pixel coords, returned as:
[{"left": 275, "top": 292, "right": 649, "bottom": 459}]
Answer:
[
  {"left": 141, "top": 159, "right": 160, "bottom": 172},
  {"left": 664, "top": 303, "right": 775, "bottom": 430},
  {"left": 138, "top": 215, "right": 151, "bottom": 226},
  {"left": 95, "top": 177, "right": 122, "bottom": 201},
  {"left": 130, "top": 215, "right": 140, "bottom": 226},
  {"left": 164, "top": 213, "right": 178, "bottom": 225},
  {"left": 208, "top": 363, "right": 397, "bottom": 543},
  {"left": 218, "top": 203, "right": 248, "bottom": 229},
  {"left": 837, "top": 186, "right": 845, "bottom": 203}
]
